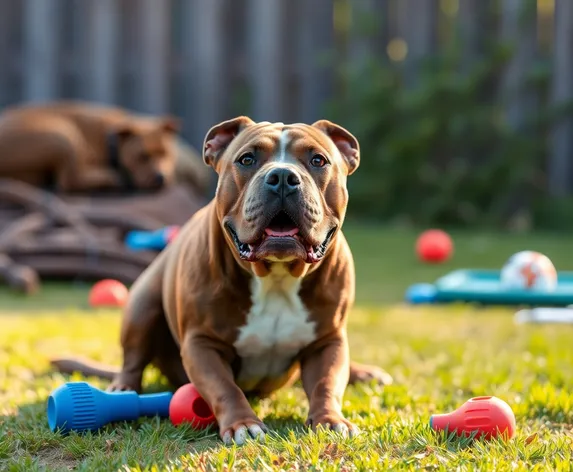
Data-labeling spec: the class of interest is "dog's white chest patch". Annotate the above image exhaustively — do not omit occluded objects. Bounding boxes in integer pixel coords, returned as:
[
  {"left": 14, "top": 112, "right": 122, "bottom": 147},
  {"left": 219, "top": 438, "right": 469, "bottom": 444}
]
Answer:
[{"left": 234, "top": 265, "right": 316, "bottom": 386}]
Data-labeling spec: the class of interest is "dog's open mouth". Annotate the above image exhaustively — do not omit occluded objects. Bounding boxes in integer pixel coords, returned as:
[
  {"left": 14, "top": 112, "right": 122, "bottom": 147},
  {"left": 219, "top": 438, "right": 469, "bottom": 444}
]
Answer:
[{"left": 226, "top": 211, "right": 336, "bottom": 264}]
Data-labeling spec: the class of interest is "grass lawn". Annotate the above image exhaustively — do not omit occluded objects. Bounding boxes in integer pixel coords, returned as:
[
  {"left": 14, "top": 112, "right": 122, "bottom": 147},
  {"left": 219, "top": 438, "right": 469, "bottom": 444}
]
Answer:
[{"left": 1, "top": 225, "right": 573, "bottom": 471}]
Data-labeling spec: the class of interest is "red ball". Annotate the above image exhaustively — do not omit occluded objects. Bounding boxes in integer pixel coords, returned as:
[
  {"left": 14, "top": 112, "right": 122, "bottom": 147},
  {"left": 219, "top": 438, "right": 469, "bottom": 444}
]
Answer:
[
  {"left": 430, "top": 396, "right": 516, "bottom": 441},
  {"left": 416, "top": 229, "right": 453, "bottom": 263},
  {"left": 88, "top": 279, "right": 128, "bottom": 308},
  {"left": 169, "top": 383, "right": 216, "bottom": 430}
]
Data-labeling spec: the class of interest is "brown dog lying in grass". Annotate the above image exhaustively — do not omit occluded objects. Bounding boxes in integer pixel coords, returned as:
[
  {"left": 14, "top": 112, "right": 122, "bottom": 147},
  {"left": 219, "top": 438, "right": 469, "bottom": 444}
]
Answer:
[{"left": 0, "top": 101, "right": 180, "bottom": 194}]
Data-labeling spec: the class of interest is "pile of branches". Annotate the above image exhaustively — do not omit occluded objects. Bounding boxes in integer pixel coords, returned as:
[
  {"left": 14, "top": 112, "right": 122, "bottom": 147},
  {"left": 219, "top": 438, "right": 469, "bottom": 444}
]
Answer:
[{"left": 0, "top": 178, "right": 207, "bottom": 294}]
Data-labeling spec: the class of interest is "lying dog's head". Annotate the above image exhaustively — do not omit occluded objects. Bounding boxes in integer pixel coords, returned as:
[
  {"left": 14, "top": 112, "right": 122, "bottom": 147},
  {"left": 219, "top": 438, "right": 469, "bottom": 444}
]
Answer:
[
  {"left": 114, "top": 117, "right": 180, "bottom": 190},
  {"left": 203, "top": 116, "right": 360, "bottom": 275}
]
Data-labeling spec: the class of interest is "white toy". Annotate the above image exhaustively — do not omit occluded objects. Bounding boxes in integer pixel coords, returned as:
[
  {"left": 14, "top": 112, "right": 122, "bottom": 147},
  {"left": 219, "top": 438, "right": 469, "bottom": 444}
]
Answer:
[
  {"left": 500, "top": 250, "right": 557, "bottom": 291},
  {"left": 515, "top": 308, "right": 573, "bottom": 324}
]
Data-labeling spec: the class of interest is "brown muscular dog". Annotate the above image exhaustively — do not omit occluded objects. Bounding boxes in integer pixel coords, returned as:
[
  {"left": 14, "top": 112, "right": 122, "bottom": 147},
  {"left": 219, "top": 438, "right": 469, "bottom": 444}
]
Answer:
[
  {"left": 52, "top": 116, "right": 392, "bottom": 445},
  {"left": 0, "top": 101, "right": 180, "bottom": 193}
]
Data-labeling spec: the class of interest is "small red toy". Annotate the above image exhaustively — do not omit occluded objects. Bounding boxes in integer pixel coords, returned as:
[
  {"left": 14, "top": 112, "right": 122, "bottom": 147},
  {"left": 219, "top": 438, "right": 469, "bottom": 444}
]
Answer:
[
  {"left": 165, "top": 225, "right": 180, "bottom": 244},
  {"left": 169, "top": 383, "right": 216, "bottom": 430},
  {"left": 88, "top": 279, "right": 128, "bottom": 308},
  {"left": 430, "top": 396, "right": 516, "bottom": 441},
  {"left": 416, "top": 229, "right": 453, "bottom": 263}
]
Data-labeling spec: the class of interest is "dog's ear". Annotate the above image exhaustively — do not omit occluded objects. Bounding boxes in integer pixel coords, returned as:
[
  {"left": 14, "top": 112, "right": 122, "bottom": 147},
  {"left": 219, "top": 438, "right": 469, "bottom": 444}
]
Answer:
[
  {"left": 312, "top": 120, "right": 360, "bottom": 175},
  {"left": 203, "top": 116, "right": 255, "bottom": 168},
  {"left": 159, "top": 115, "right": 181, "bottom": 134},
  {"left": 114, "top": 123, "right": 135, "bottom": 140}
]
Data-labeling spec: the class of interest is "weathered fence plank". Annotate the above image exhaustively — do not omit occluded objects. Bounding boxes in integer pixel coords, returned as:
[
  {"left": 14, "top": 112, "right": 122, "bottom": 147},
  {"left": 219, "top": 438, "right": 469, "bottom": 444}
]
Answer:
[
  {"left": 458, "top": 0, "right": 491, "bottom": 73},
  {"left": 247, "top": 0, "right": 285, "bottom": 122},
  {"left": 22, "top": 0, "right": 60, "bottom": 102},
  {"left": 0, "top": 0, "right": 14, "bottom": 106},
  {"left": 549, "top": 0, "right": 573, "bottom": 196},
  {"left": 399, "top": 0, "right": 438, "bottom": 87},
  {"left": 182, "top": 0, "right": 228, "bottom": 149},
  {"left": 499, "top": 0, "right": 538, "bottom": 131},
  {"left": 83, "top": 0, "right": 120, "bottom": 104},
  {"left": 349, "top": 0, "right": 389, "bottom": 69},
  {"left": 349, "top": 0, "right": 377, "bottom": 68},
  {"left": 137, "top": 0, "right": 171, "bottom": 114},
  {"left": 296, "top": 0, "right": 334, "bottom": 123}
]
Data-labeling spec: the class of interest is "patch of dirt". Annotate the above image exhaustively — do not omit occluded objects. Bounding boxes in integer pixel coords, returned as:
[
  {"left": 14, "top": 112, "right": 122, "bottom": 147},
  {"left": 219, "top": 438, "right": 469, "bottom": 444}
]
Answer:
[{"left": 33, "top": 446, "right": 78, "bottom": 471}]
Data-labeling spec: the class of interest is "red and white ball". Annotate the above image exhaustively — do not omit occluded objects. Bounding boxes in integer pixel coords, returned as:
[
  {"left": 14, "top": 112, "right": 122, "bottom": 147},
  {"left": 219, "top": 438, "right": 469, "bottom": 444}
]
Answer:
[{"left": 500, "top": 251, "right": 557, "bottom": 291}]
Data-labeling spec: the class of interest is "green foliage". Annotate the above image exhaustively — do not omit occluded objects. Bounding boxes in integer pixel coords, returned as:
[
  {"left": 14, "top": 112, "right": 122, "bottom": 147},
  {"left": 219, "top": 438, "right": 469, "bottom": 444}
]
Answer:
[{"left": 329, "top": 38, "right": 568, "bottom": 229}]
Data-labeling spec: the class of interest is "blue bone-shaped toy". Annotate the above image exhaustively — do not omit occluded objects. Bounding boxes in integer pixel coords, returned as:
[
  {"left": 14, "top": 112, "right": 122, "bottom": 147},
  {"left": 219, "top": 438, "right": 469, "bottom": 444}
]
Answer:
[{"left": 47, "top": 382, "right": 173, "bottom": 433}]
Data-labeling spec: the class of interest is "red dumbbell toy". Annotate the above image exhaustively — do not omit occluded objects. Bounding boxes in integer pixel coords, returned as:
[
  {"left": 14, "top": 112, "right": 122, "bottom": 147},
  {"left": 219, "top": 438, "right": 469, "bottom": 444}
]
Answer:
[
  {"left": 430, "top": 396, "right": 516, "bottom": 441},
  {"left": 169, "top": 383, "right": 216, "bottom": 430},
  {"left": 416, "top": 229, "right": 453, "bottom": 264}
]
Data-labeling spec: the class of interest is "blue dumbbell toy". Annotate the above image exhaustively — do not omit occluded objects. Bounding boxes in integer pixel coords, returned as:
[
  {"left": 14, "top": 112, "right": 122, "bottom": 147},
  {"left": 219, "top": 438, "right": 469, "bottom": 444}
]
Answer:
[
  {"left": 47, "top": 382, "right": 173, "bottom": 433},
  {"left": 125, "top": 226, "right": 180, "bottom": 251}
]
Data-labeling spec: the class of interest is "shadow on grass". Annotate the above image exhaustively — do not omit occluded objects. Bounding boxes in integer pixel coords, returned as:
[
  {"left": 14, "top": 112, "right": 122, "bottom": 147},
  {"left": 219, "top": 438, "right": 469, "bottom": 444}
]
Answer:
[{"left": 261, "top": 414, "right": 306, "bottom": 436}]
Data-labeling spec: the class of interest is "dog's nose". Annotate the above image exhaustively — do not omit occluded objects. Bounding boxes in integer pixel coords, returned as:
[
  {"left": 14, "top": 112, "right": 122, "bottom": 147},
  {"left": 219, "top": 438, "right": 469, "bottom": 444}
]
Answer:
[
  {"left": 154, "top": 172, "right": 165, "bottom": 187},
  {"left": 264, "top": 167, "right": 301, "bottom": 196}
]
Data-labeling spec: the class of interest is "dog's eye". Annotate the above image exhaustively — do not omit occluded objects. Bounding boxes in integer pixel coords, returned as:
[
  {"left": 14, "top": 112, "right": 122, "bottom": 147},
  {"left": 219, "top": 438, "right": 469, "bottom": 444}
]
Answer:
[
  {"left": 310, "top": 154, "right": 328, "bottom": 168},
  {"left": 140, "top": 153, "right": 150, "bottom": 163},
  {"left": 238, "top": 153, "right": 256, "bottom": 167}
]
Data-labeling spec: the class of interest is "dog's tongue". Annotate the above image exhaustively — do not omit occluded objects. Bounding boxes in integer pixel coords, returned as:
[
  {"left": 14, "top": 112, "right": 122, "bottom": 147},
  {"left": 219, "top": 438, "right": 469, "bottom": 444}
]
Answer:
[{"left": 264, "top": 227, "right": 299, "bottom": 237}]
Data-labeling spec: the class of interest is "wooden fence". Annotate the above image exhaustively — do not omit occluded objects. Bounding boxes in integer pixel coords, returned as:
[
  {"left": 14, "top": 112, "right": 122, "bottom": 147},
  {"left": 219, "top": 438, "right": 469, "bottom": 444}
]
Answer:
[{"left": 0, "top": 0, "right": 573, "bottom": 195}]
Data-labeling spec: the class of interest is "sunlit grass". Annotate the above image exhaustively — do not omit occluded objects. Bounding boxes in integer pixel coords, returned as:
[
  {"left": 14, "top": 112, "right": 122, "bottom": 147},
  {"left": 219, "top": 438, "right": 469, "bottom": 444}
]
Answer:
[
  {"left": 0, "top": 305, "right": 572, "bottom": 471},
  {"left": 1, "top": 226, "right": 573, "bottom": 470}
]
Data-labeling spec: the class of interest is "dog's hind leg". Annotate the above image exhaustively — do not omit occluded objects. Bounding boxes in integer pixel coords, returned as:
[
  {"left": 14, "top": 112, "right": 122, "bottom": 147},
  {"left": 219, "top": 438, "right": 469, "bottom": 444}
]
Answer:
[
  {"left": 348, "top": 361, "right": 393, "bottom": 386},
  {"left": 44, "top": 119, "right": 121, "bottom": 193},
  {"left": 108, "top": 253, "right": 168, "bottom": 393},
  {"left": 151, "top": 328, "right": 189, "bottom": 389}
]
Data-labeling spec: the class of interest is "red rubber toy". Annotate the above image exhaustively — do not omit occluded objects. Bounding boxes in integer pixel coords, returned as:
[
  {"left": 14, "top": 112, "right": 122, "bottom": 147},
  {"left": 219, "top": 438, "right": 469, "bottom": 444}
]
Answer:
[
  {"left": 416, "top": 229, "right": 453, "bottom": 263},
  {"left": 165, "top": 226, "right": 180, "bottom": 244},
  {"left": 430, "top": 396, "right": 516, "bottom": 440},
  {"left": 169, "top": 383, "right": 216, "bottom": 430},
  {"left": 88, "top": 279, "right": 128, "bottom": 308}
]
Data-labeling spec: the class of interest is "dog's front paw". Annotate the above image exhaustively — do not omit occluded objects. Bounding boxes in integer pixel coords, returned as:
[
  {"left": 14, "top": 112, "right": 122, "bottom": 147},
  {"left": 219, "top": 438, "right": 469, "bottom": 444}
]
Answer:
[
  {"left": 107, "top": 376, "right": 141, "bottom": 393},
  {"left": 306, "top": 411, "right": 360, "bottom": 438},
  {"left": 220, "top": 415, "right": 268, "bottom": 446}
]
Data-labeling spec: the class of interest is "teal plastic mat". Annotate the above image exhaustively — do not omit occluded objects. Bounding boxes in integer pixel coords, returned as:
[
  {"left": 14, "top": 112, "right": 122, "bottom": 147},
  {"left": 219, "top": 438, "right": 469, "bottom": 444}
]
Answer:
[
  {"left": 406, "top": 269, "right": 573, "bottom": 306},
  {"left": 433, "top": 269, "right": 573, "bottom": 305}
]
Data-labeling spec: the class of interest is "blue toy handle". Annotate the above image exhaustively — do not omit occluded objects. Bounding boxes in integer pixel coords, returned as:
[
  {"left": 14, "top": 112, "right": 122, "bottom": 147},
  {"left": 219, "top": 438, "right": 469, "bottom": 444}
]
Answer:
[
  {"left": 47, "top": 382, "right": 173, "bottom": 433},
  {"left": 125, "top": 228, "right": 171, "bottom": 251},
  {"left": 139, "top": 392, "right": 173, "bottom": 417}
]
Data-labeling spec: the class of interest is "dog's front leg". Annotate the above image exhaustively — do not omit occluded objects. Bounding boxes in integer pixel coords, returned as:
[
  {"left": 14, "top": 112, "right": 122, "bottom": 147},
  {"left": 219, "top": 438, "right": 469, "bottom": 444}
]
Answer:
[
  {"left": 300, "top": 333, "right": 359, "bottom": 437},
  {"left": 181, "top": 332, "right": 267, "bottom": 445},
  {"left": 74, "top": 168, "right": 123, "bottom": 191}
]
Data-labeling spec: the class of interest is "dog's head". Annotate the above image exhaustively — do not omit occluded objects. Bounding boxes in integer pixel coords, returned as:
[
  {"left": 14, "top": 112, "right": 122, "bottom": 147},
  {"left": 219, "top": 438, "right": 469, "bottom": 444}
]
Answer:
[
  {"left": 203, "top": 116, "right": 360, "bottom": 276},
  {"left": 114, "top": 117, "right": 180, "bottom": 190}
]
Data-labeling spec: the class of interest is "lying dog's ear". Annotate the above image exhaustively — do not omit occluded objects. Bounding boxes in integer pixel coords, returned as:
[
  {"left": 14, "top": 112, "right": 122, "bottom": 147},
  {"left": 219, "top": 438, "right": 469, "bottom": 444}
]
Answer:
[
  {"left": 312, "top": 120, "right": 360, "bottom": 175},
  {"left": 160, "top": 116, "right": 180, "bottom": 134},
  {"left": 203, "top": 116, "right": 255, "bottom": 168},
  {"left": 114, "top": 124, "right": 135, "bottom": 140}
]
